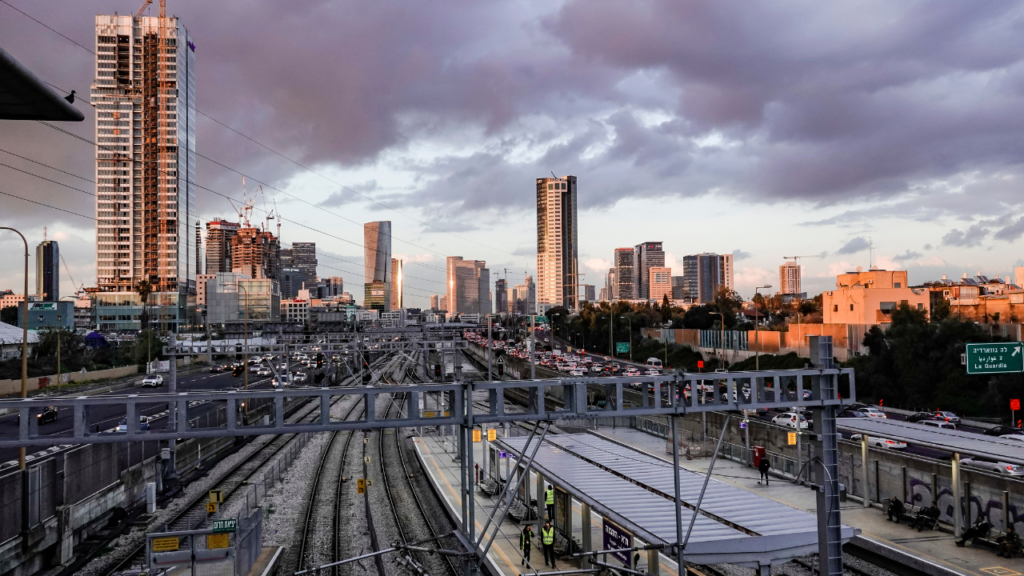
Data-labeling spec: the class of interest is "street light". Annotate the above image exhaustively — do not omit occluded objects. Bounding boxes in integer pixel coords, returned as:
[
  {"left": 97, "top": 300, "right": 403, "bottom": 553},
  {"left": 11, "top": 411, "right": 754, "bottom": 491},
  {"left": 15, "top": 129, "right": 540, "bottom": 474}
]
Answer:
[
  {"left": 620, "top": 316, "right": 632, "bottom": 362},
  {"left": 709, "top": 311, "right": 724, "bottom": 369},
  {"left": 0, "top": 227, "right": 28, "bottom": 471},
  {"left": 754, "top": 285, "right": 772, "bottom": 371}
]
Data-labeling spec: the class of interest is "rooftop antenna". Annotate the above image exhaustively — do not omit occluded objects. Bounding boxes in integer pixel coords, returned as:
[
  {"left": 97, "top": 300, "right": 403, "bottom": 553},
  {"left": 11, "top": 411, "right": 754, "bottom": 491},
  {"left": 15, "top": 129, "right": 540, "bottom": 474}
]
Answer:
[
  {"left": 550, "top": 171, "right": 558, "bottom": 179},
  {"left": 869, "top": 237, "right": 874, "bottom": 269},
  {"left": 43, "top": 226, "right": 47, "bottom": 242}
]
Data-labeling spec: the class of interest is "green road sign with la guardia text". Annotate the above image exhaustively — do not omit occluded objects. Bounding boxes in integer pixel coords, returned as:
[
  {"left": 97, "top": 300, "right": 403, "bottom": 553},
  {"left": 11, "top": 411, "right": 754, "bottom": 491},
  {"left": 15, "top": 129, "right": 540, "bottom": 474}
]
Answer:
[{"left": 966, "top": 342, "right": 1024, "bottom": 375}]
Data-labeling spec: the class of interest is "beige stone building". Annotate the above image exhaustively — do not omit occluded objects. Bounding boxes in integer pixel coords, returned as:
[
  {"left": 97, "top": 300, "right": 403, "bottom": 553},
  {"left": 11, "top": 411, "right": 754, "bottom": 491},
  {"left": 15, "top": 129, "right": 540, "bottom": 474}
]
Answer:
[{"left": 823, "top": 268, "right": 930, "bottom": 324}]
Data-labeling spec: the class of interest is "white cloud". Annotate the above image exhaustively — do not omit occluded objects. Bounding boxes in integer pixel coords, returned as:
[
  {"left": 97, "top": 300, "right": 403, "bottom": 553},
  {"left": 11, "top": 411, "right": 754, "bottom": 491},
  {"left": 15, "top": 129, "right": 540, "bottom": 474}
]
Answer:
[
  {"left": 585, "top": 258, "right": 611, "bottom": 272},
  {"left": 393, "top": 253, "right": 435, "bottom": 263},
  {"left": 733, "top": 267, "right": 773, "bottom": 296},
  {"left": 665, "top": 252, "right": 683, "bottom": 273},
  {"left": 916, "top": 256, "right": 946, "bottom": 267}
]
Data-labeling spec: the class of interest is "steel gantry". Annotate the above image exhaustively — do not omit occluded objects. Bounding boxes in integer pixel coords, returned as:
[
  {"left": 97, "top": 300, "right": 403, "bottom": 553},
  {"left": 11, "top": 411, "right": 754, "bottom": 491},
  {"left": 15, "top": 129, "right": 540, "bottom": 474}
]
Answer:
[{"left": 0, "top": 332, "right": 855, "bottom": 576}]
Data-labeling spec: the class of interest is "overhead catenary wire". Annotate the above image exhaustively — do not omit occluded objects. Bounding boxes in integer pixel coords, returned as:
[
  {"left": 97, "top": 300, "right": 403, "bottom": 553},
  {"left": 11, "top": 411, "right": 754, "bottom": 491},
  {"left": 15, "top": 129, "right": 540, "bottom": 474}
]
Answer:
[{"left": 0, "top": 0, "right": 514, "bottom": 266}]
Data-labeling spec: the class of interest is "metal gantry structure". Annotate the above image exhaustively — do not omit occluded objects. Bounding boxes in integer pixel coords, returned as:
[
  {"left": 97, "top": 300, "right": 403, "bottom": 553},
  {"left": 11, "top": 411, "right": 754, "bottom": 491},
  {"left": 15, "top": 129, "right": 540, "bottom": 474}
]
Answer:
[{"left": 0, "top": 329, "right": 854, "bottom": 576}]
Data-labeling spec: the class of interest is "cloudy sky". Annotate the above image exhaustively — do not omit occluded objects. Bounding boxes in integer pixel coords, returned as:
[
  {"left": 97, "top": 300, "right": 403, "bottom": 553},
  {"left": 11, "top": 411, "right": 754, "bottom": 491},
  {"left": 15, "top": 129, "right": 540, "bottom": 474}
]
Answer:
[{"left": 3, "top": 0, "right": 1024, "bottom": 307}]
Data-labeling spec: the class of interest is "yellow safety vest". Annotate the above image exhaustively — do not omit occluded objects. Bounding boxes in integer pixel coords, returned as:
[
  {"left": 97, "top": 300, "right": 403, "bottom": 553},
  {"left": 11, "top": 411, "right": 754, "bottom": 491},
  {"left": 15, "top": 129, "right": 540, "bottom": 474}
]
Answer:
[
  {"left": 542, "top": 527, "right": 555, "bottom": 545},
  {"left": 545, "top": 489, "right": 554, "bottom": 505}
]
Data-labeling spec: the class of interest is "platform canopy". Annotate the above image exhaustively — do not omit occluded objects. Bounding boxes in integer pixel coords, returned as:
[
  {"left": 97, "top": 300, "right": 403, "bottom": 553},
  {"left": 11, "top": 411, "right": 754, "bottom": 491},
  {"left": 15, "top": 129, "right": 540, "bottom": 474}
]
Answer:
[
  {"left": 0, "top": 46, "right": 84, "bottom": 121},
  {"left": 837, "top": 418, "right": 1024, "bottom": 465},
  {"left": 498, "top": 434, "right": 858, "bottom": 569}
]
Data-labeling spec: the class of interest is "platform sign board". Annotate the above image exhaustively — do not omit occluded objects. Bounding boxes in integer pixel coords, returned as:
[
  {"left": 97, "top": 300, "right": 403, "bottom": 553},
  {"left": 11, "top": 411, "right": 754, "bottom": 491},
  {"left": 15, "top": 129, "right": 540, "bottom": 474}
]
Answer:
[
  {"left": 207, "top": 533, "right": 229, "bottom": 549},
  {"left": 603, "top": 519, "right": 632, "bottom": 568},
  {"left": 966, "top": 343, "right": 1024, "bottom": 374},
  {"left": 616, "top": 342, "right": 630, "bottom": 354},
  {"left": 212, "top": 519, "right": 236, "bottom": 533},
  {"left": 152, "top": 537, "right": 179, "bottom": 552}
]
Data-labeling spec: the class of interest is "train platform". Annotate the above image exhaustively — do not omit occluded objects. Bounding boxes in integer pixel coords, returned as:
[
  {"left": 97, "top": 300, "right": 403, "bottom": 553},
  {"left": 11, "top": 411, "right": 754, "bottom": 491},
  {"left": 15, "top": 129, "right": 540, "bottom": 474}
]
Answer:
[
  {"left": 590, "top": 427, "right": 1022, "bottom": 576},
  {"left": 414, "top": 429, "right": 856, "bottom": 576}
]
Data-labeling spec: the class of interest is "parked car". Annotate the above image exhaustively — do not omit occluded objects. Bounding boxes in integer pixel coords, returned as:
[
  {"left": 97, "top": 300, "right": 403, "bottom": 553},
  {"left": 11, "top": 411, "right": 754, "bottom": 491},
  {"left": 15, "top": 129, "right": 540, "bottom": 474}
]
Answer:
[
  {"left": 984, "top": 426, "right": 1024, "bottom": 437},
  {"left": 772, "top": 412, "right": 808, "bottom": 429},
  {"left": 141, "top": 374, "right": 164, "bottom": 387},
  {"left": 960, "top": 457, "right": 1024, "bottom": 476}
]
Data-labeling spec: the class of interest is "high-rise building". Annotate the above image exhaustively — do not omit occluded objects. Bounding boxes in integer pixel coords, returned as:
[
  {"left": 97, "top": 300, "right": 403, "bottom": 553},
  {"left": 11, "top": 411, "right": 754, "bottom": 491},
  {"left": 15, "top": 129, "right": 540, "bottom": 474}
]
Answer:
[
  {"left": 430, "top": 294, "right": 439, "bottom": 310},
  {"left": 536, "top": 176, "right": 578, "bottom": 311},
  {"left": 390, "top": 258, "right": 403, "bottom": 310},
  {"left": 439, "top": 295, "right": 447, "bottom": 312},
  {"left": 446, "top": 256, "right": 489, "bottom": 318},
  {"left": 671, "top": 276, "right": 686, "bottom": 300},
  {"left": 607, "top": 268, "right": 617, "bottom": 300},
  {"left": 230, "top": 227, "right": 280, "bottom": 280},
  {"left": 92, "top": 14, "right": 196, "bottom": 293},
  {"left": 364, "top": 222, "right": 392, "bottom": 311},
  {"left": 649, "top": 267, "right": 672, "bottom": 302},
  {"left": 634, "top": 242, "right": 664, "bottom": 299},
  {"left": 780, "top": 261, "right": 801, "bottom": 295},
  {"left": 325, "top": 277, "right": 344, "bottom": 297},
  {"left": 279, "top": 248, "right": 293, "bottom": 269},
  {"left": 364, "top": 280, "right": 387, "bottom": 311},
  {"left": 598, "top": 287, "right": 609, "bottom": 301},
  {"left": 279, "top": 267, "right": 305, "bottom": 299},
  {"left": 36, "top": 239, "right": 59, "bottom": 301},
  {"left": 682, "top": 253, "right": 732, "bottom": 303},
  {"left": 292, "top": 242, "right": 317, "bottom": 283},
  {"left": 495, "top": 278, "right": 507, "bottom": 314},
  {"left": 512, "top": 275, "right": 536, "bottom": 315},
  {"left": 614, "top": 248, "right": 635, "bottom": 300},
  {"left": 205, "top": 219, "right": 240, "bottom": 274}
]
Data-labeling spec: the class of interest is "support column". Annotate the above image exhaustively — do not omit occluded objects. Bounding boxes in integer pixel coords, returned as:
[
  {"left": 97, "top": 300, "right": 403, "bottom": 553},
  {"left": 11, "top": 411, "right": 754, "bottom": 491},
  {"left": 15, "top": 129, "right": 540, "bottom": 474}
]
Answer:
[
  {"left": 861, "top": 434, "right": 869, "bottom": 507},
  {"left": 952, "top": 453, "right": 962, "bottom": 538},
  {"left": 815, "top": 402, "right": 843, "bottom": 576},
  {"left": 536, "top": 472, "right": 545, "bottom": 521},
  {"left": 581, "top": 502, "right": 592, "bottom": 567},
  {"left": 481, "top": 425, "right": 489, "bottom": 481},
  {"left": 647, "top": 548, "right": 660, "bottom": 576},
  {"left": 167, "top": 332, "right": 177, "bottom": 481}
]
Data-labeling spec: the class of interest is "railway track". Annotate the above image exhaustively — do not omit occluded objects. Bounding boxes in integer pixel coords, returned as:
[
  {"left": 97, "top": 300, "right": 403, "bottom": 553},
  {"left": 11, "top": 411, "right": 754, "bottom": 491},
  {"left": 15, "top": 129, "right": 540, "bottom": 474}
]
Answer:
[{"left": 96, "top": 357, "right": 388, "bottom": 576}]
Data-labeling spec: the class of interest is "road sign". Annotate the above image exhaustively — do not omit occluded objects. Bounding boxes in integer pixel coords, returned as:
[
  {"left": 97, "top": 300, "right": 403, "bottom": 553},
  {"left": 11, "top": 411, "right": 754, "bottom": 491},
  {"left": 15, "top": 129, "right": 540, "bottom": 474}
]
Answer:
[
  {"left": 1012, "top": 399, "right": 1021, "bottom": 411},
  {"left": 496, "top": 356, "right": 505, "bottom": 365},
  {"left": 472, "top": 430, "right": 481, "bottom": 442},
  {"left": 487, "top": 429, "right": 497, "bottom": 441},
  {"left": 357, "top": 478, "right": 366, "bottom": 494},
  {"left": 206, "top": 502, "right": 217, "bottom": 513},
  {"left": 739, "top": 421, "right": 747, "bottom": 429},
  {"left": 212, "top": 519, "right": 237, "bottom": 533},
  {"left": 499, "top": 451, "right": 507, "bottom": 458},
  {"left": 153, "top": 537, "right": 179, "bottom": 552},
  {"left": 965, "top": 342, "right": 1024, "bottom": 374},
  {"left": 209, "top": 489, "right": 223, "bottom": 503},
  {"left": 697, "top": 360, "right": 704, "bottom": 369},
  {"left": 207, "top": 533, "right": 229, "bottom": 549},
  {"left": 787, "top": 432, "right": 797, "bottom": 446},
  {"left": 616, "top": 342, "right": 630, "bottom": 354}
]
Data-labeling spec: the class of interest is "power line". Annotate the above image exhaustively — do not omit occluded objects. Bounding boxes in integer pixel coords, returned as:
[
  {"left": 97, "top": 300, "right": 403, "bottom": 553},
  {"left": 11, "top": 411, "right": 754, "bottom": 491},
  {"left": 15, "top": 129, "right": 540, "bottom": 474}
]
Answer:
[
  {"left": 0, "top": 0, "right": 515, "bottom": 261},
  {"left": 0, "top": 188, "right": 95, "bottom": 220}
]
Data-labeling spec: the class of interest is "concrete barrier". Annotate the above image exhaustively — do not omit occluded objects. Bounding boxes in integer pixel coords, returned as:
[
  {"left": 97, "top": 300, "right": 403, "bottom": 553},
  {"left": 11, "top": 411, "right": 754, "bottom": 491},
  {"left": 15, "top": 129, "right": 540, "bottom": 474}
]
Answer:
[{"left": 0, "top": 365, "right": 139, "bottom": 397}]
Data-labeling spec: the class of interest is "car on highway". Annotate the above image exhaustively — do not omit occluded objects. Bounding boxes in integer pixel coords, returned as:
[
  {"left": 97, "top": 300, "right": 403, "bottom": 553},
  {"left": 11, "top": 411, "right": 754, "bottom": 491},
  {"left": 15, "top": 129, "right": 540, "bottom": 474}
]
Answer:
[
  {"left": 37, "top": 406, "right": 58, "bottom": 424},
  {"left": 645, "top": 368, "right": 660, "bottom": 376},
  {"left": 293, "top": 372, "right": 308, "bottom": 383},
  {"left": 933, "top": 411, "right": 960, "bottom": 424},
  {"left": 838, "top": 409, "right": 869, "bottom": 418},
  {"left": 256, "top": 367, "right": 272, "bottom": 377},
  {"left": 117, "top": 416, "right": 150, "bottom": 432},
  {"left": 625, "top": 367, "right": 641, "bottom": 377},
  {"left": 984, "top": 426, "right": 1024, "bottom": 437},
  {"left": 916, "top": 419, "right": 956, "bottom": 430},
  {"left": 209, "top": 364, "right": 225, "bottom": 373},
  {"left": 960, "top": 457, "right": 1024, "bottom": 476},
  {"left": 141, "top": 374, "right": 164, "bottom": 387},
  {"left": 279, "top": 363, "right": 289, "bottom": 371},
  {"left": 772, "top": 412, "right": 808, "bottom": 429},
  {"left": 569, "top": 369, "right": 585, "bottom": 376},
  {"left": 906, "top": 412, "right": 937, "bottom": 423},
  {"left": 860, "top": 407, "right": 887, "bottom": 419},
  {"left": 851, "top": 434, "right": 907, "bottom": 449},
  {"left": 271, "top": 374, "right": 289, "bottom": 387}
]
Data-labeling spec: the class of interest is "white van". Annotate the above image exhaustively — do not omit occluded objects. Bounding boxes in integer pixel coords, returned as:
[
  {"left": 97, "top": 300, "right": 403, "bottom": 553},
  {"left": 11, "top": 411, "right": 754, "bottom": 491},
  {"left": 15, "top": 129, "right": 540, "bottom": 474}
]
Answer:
[
  {"left": 645, "top": 358, "right": 663, "bottom": 369},
  {"left": 917, "top": 419, "right": 956, "bottom": 431}
]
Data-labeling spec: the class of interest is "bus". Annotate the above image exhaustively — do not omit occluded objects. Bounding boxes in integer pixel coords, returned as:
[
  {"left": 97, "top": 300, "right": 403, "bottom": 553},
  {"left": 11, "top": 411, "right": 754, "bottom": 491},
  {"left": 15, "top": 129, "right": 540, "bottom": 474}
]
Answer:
[{"left": 645, "top": 357, "right": 663, "bottom": 369}]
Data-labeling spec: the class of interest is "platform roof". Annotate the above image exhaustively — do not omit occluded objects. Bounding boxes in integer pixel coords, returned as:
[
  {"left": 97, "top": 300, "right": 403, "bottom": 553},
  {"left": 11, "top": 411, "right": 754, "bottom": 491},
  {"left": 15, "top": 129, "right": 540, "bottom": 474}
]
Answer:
[
  {"left": 0, "top": 46, "right": 84, "bottom": 121},
  {"left": 498, "top": 433, "right": 857, "bottom": 568},
  {"left": 837, "top": 418, "right": 1024, "bottom": 465}
]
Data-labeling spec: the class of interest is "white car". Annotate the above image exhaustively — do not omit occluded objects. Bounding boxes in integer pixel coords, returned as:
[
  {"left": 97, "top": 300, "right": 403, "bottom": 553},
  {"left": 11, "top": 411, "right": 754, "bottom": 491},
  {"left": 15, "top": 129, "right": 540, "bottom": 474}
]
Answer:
[
  {"left": 861, "top": 407, "right": 887, "bottom": 419},
  {"left": 999, "top": 434, "right": 1024, "bottom": 443},
  {"left": 772, "top": 413, "right": 808, "bottom": 430},
  {"left": 960, "top": 457, "right": 1024, "bottom": 476},
  {"left": 934, "top": 411, "right": 961, "bottom": 424},
  {"left": 279, "top": 363, "right": 289, "bottom": 371},
  {"left": 141, "top": 374, "right": 163, "bottom": 387},
  {"left": 625, "top": 368, "right": 641, "bottom": 377},
  {"left": 272, "top": 375, "right": 289, "bottom": 387},
  {"left": 293, "top": 372, "right": 308, "bottom": 383},
  {"left": 645, "top": 369, "right": 660, "bottom": 376},
  {"left": 570, "top": 369, "right": 585, "bottom": 376},
  {"left": 256, "top": 367, "right": 271, "bottom": 377},
  {"left": 871, "top": 437, "right": 906, "bottom": 450}
]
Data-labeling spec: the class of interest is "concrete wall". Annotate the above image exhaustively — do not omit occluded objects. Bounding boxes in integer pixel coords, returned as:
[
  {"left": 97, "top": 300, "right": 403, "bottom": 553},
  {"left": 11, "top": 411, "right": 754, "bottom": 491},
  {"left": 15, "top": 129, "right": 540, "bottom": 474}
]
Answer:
[{"left": 0, "top": 365, "right": 139, "bottom": 396}]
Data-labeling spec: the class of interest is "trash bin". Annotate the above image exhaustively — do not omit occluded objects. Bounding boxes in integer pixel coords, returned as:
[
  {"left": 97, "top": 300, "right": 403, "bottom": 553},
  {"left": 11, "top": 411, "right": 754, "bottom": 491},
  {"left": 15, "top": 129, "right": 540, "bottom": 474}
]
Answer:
[{"left": 753, "top": 446, "right": 766, "bottom": 468}]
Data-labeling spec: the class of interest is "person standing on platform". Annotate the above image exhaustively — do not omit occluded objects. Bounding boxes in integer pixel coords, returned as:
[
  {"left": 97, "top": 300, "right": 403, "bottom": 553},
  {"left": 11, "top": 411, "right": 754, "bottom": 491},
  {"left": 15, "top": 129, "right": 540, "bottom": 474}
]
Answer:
[
  {"left": 758, "top": 456, "right": 771, "bottom": 485},
  {"left": 542, "top": 521, "right": 557, "bottom": 568},
  {"left": 520, "top": 525, "right": 534, "bottom": 566},
  {"left": 545, "top": 484, "right": 555, "bottom": 519}
]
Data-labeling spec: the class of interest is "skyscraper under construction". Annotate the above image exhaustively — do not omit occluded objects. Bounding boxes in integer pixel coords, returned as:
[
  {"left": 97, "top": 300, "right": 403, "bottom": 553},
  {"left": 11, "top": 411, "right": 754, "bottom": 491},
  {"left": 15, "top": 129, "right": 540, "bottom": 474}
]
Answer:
[{"left": 91, "top": 11, "right": 196, "bottom": 294}]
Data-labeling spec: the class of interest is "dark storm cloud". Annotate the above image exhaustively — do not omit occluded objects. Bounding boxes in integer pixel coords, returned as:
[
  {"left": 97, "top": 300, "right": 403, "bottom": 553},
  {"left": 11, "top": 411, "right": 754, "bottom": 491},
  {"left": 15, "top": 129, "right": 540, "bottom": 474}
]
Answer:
[
  {"left": 3, "top": 0, "right": 1024, "bottom": 231},
  {"left": 837, "top": 237, "right": 870, "bottom": 255}
]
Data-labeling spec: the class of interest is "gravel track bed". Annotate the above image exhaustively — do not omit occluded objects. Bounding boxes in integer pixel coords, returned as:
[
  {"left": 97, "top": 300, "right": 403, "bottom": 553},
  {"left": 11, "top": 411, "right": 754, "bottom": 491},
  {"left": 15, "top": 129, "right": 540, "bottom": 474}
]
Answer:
[{"left": 704, "top": 550, "right": 899, "bottom": 576}]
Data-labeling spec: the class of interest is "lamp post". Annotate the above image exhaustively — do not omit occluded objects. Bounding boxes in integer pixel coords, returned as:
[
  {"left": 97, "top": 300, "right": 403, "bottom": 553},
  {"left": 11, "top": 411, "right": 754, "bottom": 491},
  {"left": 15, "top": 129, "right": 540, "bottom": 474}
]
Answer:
[
  {"left": 1, "top": 227, "right": 28, "bottom": 470},
  {"left": 709, "top": 311, "right": 724, "bottom": 369},
  {"left": 234, "top": 282, "right": 249, "bottom": 389},
  {"left": 620, "top": 316, "right": 632, "bottom": 362},
  {"left": 754, "top": 285, "right": 772, "bottom": 371}
]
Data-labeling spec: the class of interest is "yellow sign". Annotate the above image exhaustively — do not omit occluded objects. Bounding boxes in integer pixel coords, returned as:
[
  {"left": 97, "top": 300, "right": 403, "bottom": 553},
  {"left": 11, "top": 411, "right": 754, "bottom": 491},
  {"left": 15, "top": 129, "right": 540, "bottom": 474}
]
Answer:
[
  {"left": 206, "top": 502, "right": 218, "bottom": 513},
  {"left": 152, "top": 537, "right": 179, "bottom": 552},
  {"left": 472, "top": 430, "right": 481, "bottom": 442},
  {"left": 357, "top": 478, "right": 366, "bottom": 494},
  {"left": 364, "top": 456, "right": 371, "bottom": 463},
  {"left": 209, "top": 489, "right": 223, "bottom": 503},
  {"left": 207, "top": 533, "right": 230, "bottom": 549},
  {"left": 488, "top": 429, "right": 497, "bottom": 441},
  {"left": 787, "top": 432, "right": 797, "bottom": 446}
]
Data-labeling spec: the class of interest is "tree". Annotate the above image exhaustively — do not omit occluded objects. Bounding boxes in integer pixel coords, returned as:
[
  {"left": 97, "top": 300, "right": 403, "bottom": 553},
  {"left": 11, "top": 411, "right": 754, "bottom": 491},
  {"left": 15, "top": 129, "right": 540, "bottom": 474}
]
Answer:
[
  {"left": 0, "top": 305, "right": 16, "bottom": 326},
  {"left": 136, "top": 279, "right": 153, "bottom": 330},
  {"left": 712, "top": 288, "right": 744, "bottom": 328},
  {"left": 660, "top": 294, "right": 672, "bottom": 322}
]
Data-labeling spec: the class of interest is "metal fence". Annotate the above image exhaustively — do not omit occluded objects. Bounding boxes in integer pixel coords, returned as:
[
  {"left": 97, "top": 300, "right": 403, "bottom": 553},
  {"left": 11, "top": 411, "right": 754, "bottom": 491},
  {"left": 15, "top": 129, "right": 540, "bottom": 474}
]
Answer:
[{"left": 0, "top": 469, "right": 21, "bottom": 543}]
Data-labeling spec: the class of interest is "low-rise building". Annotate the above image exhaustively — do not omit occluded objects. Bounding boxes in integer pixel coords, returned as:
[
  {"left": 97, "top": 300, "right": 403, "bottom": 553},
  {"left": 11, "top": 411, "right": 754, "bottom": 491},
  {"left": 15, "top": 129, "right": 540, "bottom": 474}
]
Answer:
[
  {"left": 93, "top": 291, "right": 193, "bottom": 332},
  {"left": 18, "top": 301, "right": 74, "bottom": 331},
  {"left": 281, "top": 299, "right": 310, "bottom": 323},
  {"left": 822, "top": 268, "right": 929, "bottom": 324},
  {"left": 206, "top": 272, "right": 281, "bottom": 325}
]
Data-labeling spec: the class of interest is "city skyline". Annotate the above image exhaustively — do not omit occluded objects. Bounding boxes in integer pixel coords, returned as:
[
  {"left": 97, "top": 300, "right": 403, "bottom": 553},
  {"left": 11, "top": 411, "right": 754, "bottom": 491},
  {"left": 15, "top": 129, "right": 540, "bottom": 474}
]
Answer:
[{"left": 3, "top": 2, "right": 1024, "bottom": 309}]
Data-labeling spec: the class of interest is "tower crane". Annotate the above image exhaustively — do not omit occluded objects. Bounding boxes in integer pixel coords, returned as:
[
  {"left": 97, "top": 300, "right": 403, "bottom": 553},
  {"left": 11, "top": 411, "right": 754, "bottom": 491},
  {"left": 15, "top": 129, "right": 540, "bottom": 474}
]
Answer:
[{"left": 782, "top": 255, "right": 822, "bottom": 265}]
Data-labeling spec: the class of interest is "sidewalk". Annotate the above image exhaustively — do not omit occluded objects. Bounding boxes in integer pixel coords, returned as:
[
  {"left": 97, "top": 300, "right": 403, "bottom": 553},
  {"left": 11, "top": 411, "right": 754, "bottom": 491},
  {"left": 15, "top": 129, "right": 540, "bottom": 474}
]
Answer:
[{"left": 594, "top": 428, "right": 1022, "bottom": 576}]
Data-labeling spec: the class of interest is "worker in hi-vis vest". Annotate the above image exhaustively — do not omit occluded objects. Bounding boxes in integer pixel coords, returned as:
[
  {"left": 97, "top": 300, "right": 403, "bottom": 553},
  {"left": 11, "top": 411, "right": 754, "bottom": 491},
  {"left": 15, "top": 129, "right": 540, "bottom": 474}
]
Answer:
[
  {"left": 545, "top": 484, "right": 555, "bottom": 520},
  {"left": 542, "top": 521, "right": 557, "bottom": 568}
]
